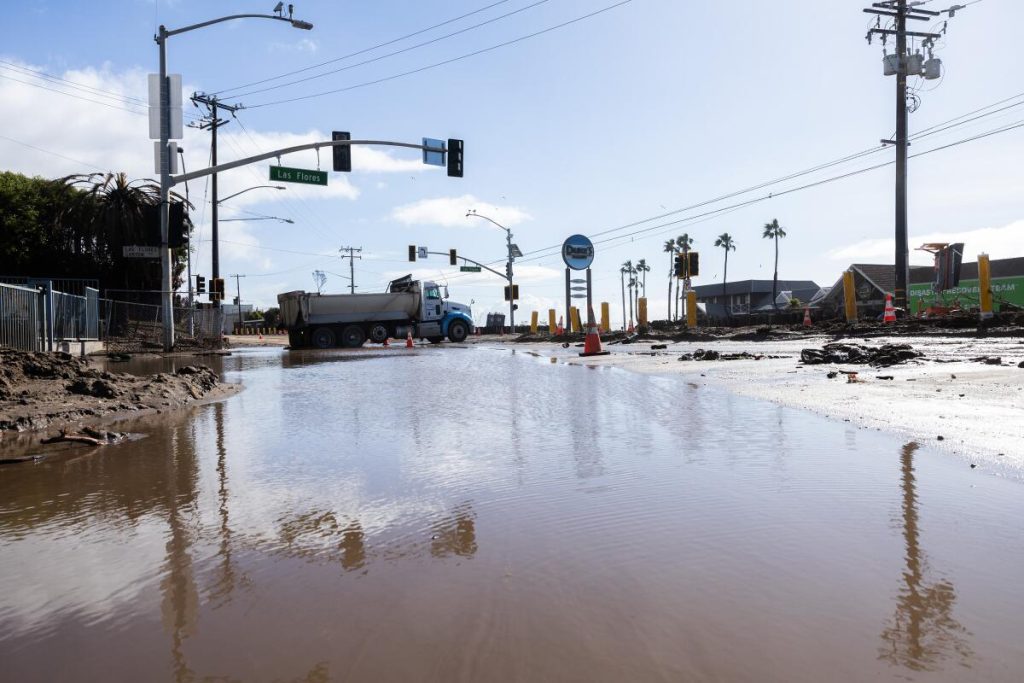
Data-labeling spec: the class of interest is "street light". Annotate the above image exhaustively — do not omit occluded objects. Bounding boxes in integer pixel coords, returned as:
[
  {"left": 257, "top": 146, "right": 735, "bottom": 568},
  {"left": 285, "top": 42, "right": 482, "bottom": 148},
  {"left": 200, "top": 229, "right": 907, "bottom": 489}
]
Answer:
[
  {"left": 217, "top": 185, "right": 286, "bottom": 204},
  {"left": 466, "top": 209, "right": 517, "bottom": 334},
  {"left": 155, "top": 4, "right": 313, "bottom": 350}
]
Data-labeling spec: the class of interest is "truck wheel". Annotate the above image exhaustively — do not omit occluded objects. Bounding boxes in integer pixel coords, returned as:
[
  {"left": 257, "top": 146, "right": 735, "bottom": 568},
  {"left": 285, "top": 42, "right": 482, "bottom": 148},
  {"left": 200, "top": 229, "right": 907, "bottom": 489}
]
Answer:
[
  {"left": 447, "top": 320, "right": 469, "bottom": 343},
  {"left": 368, "top": 323, "right": 389, "bottom": 343},
  {"left": 311, "top": 327, "right": 336, "bottom": 349},
  {"left": 341, "top": 324, "right": 366, "bottom": 348}
]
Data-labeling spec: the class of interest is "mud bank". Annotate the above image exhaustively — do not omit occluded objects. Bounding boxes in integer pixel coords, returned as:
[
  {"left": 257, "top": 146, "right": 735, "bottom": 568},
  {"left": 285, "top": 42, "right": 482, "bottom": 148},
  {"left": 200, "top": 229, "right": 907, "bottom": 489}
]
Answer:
[
  {"left": 0, "top": 348, "right": 238, "bottom": 444},
  {"left": 509, "top": 335, "right": 1024, "bottom": 471}
]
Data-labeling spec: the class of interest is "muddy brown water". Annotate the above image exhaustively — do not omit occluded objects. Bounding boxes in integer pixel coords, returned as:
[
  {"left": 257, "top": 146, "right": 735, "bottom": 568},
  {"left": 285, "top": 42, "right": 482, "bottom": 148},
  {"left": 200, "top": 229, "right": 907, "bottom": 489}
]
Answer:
[{"left": 1, "top": 346, "right": 1023, "bottom": 682}]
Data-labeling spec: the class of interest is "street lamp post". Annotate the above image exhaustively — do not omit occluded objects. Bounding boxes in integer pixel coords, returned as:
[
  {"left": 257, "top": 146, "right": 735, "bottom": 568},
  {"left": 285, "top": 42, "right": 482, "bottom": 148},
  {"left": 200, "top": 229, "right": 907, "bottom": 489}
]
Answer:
[
  {"left": 466, "top": 210, "right": 516, "bottom": 334},
  {"left": 155, "top": 6, "right": 312, "bottom": 350},
  {"left": 217, "top": 185, "right": 286, "bottom": 204}
]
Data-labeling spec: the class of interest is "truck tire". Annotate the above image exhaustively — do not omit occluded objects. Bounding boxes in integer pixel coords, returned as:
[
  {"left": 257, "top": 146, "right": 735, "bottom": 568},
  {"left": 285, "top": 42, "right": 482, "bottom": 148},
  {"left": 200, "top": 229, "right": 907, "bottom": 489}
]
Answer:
[
  {"left": 341, "top": 324, "right": 366, "bottom": 348},
  {"left": 368, "top": 323, "right": 389, "bottom": 343},
  {"left": 447, "top": 319, "right": 469, "bottom": 343},
  {"left": 311, "top": 327, "right": 336, "bottom": 349}
]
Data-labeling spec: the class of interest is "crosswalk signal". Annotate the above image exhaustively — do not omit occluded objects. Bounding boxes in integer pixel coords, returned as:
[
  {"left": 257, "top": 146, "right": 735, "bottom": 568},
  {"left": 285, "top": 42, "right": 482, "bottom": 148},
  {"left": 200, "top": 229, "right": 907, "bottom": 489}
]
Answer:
[
  {"left": 688, "top": 251, "right": 699, "bottom": 277},
  {"left": 447, "top": 138, "right": 463, "bottom": 178},
  {"left": 195, "top": 275, "right": 206, "bottom": 294},
  {"left": 408, "top": 245, "right": 417, "bottom": 262},
  {"left": 504, "top": 284, "right": 519, "bottom": 301},
  {"left": 332, "top": 131, "right": 351, "bottom": 172},
  {"left": 674, "top": 253, "right": 686, "bottom": 278},
  {"left": 449, "top": 249, "right": 457, "bottom": 266}
]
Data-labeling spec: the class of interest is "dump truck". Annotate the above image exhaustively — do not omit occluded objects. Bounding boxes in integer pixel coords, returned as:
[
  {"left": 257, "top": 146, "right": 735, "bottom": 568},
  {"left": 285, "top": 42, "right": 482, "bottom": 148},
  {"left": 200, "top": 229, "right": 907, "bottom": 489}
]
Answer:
[{"left": 278, "top": 275, "right": 475, "bottom": 349}]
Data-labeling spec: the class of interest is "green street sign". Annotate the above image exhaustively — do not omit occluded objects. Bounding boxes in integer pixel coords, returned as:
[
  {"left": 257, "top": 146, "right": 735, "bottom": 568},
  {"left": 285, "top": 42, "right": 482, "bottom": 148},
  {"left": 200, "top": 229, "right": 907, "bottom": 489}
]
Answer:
[
  {"left": 269, "top": 165, "right": 327, "bottom": 186},
  {"left": 460, "top": 265, "right": 481, "bottom": 272}
]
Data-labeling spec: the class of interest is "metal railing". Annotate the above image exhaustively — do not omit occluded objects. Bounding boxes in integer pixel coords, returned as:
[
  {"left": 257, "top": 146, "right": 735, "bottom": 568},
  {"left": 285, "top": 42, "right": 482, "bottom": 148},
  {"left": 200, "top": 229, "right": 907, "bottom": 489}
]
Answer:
[{"left": 0, "top": 283, "right": 43, "bottom": 351}]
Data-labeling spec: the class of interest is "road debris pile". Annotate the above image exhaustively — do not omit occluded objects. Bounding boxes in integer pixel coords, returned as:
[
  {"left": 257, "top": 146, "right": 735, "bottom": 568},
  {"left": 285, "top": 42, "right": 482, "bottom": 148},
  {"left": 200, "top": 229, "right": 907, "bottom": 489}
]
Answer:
[
  {"left": 678, "top": 349, "right": 787, "bottom": 362},
  {"left": 799, "top": 342, "right": 923, "bottom": 367},
  {"left": 0, "top": 348, "right": 225, "bottom": 434}
]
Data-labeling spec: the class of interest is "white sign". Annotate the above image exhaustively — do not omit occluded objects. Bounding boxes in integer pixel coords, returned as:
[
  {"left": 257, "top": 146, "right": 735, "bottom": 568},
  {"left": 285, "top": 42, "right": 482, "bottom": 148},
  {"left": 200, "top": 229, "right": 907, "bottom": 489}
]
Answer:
[
  {"left": 123, "top": 245, "right": 160, "bottom": 259},
  {"left": 418, "top": 246, "right": 428, "bottom": 259},
  {"left": 148, "top": 73, "right": 183, "bottom": 140}
]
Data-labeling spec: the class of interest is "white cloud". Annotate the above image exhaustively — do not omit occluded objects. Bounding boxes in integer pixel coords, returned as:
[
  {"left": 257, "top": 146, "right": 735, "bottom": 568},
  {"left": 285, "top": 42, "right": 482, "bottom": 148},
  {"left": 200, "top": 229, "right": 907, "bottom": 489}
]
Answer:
[
  {"left": 268, "top": 38, "right": 319, "bottom": 53},
  {"left": 826, "top": 219, "right": 1024, "bottom": 265},
  {"left": 390, "top": 195, "right": 533, "bottom": 228}
]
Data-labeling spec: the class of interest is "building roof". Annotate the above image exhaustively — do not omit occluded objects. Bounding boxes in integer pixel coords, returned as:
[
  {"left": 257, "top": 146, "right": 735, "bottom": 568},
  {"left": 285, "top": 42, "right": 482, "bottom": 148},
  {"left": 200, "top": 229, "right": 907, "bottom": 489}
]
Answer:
[{"left": 691, "top": 279, "right": 820, "bottom": 297}]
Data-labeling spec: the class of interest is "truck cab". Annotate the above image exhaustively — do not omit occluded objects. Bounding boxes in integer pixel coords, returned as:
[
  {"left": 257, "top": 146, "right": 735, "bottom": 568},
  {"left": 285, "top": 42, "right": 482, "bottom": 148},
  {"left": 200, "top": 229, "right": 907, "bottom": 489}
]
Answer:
[{"left": 389, "top": 277, "right": 474, "bottom": 344}]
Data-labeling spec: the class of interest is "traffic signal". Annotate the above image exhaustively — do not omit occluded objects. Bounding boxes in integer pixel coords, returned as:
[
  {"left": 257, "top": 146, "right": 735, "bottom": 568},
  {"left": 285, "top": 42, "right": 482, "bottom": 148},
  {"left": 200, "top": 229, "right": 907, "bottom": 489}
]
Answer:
[
  {"left": 195, "top": 275, "right": 206, "bottom": 294},
  {"left": 332, "top": 131, "right": 351, "bottom": 172},
  {"left": 210, "top": 277, "right": 225, "bottom": 301},
  {"left": 447, "top": 138, "right": 463, "bottom": 178},
  {"left": 674, "top": 253, "right": 686, "bottom": 278},
  {"left": 408, "top": 245, "right": 416, "bottom": 262},
  {"left": 687, "top": 251, "right": 699, "bottom": 277},
  {"left": 449, "top": 248, "right": 457, "bottom": 266},
  {"left": 504, "top": 284, "right": 519, "bottom": 301}
]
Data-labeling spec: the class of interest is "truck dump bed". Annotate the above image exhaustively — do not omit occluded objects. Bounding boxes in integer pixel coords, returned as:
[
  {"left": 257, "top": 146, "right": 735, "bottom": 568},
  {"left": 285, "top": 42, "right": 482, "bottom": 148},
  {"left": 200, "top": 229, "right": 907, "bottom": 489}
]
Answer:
[{"left": 278, "top": 290, "right": 420, "bottom": 327}]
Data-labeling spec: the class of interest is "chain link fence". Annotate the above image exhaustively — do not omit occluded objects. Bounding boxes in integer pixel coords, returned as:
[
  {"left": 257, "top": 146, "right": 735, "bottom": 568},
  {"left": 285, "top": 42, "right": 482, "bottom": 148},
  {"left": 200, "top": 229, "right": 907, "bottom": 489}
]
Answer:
[{"left": 99, "top": 297, "right": 224, "bottom": 352}]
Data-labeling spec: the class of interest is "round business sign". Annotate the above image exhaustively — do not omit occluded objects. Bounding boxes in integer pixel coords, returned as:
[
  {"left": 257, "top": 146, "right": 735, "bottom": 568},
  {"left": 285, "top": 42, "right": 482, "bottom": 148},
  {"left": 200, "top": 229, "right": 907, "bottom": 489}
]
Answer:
[{"left": 561, "top": 234, "right": 595, "bottom": 270}]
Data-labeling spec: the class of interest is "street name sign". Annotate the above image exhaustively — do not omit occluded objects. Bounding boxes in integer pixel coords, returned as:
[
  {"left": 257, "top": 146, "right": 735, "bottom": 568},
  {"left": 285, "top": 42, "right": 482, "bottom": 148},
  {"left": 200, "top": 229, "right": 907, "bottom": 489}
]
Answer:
[
  {"left": 562, "top": 234, "right": 595, "bottom": 270},
  {"left": 422, "top": 138, "right": 445, "bottom": 166},
  {"left": 460, "top": 266, "right": 481, "bottom": 272},
  {"left": 269, "top": 165, "right": 328, "bottom": 186},
  {"left": 123, "top": 245, "right": 160, "bottom": 258},
  {"left": 418, "top": 246, "right": 428, "bottom": 259}
]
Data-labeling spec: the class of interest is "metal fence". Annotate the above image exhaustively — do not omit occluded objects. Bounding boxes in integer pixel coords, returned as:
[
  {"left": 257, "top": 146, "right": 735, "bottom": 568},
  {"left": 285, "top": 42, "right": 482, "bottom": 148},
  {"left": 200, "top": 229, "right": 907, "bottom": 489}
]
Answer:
[
  {"left": 2, "top": 282, "right": 222, "bottom": 353},
  {"left": 0, "top": 283, "right": 43, "bottom": 351}
]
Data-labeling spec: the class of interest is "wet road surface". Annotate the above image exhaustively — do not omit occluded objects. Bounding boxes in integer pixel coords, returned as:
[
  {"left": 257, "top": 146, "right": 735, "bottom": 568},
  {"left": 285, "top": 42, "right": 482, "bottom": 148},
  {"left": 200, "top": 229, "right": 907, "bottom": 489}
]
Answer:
[{"left": 1, "top": 346, "right": 1023, "bottom": 681}]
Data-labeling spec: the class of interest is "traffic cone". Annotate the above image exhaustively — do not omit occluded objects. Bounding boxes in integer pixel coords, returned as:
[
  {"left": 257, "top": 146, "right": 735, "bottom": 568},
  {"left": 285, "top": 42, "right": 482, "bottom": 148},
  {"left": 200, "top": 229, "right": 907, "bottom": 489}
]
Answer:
[
  {"left": 406, "top": 328, "right": 414, "bottom": 348},
  {"left": 556, "top": 316, "right": 564, "bottom": 336},
  {"left": 627, "top": 320, "right": 635, "bottom": 334},
  {"left": 580, "top": 305, "right": 610, "bottom": 357},
  {"left": 803, "top": 306, "right": 812, "bottom": 327},
  {"left": 883, "top": 293, "right": 896, "bottom": 323}
]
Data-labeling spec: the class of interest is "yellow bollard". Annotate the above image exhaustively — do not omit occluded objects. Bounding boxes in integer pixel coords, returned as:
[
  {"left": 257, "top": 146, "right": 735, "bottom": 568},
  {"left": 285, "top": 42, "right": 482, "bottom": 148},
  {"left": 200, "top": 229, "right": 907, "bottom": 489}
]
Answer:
[
  {"left": 686, "top": 290, "right": 698, "bottom": 328},
  {"left": 530, "top": 310, "right": 539, "bottom": 334},
  {"left": 548, "top": 309, "right": 556, "bottom": 335},
  {"left": 842, "top": 270, "right": 858, "bottom": 322},
  {"left": 978, "top": 253, "right": 993, "bottom": 319},
  {"left": 600, "top": 302, "right": 610, "bottom": 333},
  {"left": 571, "top": 307, "right": 582, "bottom": 333},
  {"left": 638, "top": 297, "right": 648, "bottom": 328}
]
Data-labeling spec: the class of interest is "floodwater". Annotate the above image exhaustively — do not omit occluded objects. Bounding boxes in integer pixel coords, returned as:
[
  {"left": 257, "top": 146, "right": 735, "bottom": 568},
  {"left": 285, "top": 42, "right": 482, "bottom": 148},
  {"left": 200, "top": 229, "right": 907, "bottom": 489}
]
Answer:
[{"left": 2, "top": 346, "right": 1023, "bottom": 682}]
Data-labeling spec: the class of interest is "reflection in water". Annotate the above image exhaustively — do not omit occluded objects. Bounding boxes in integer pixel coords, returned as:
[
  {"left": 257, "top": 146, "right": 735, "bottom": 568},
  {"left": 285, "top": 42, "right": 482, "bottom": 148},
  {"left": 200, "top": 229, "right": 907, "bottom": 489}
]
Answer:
[
  {"left": 879, "top": 442, "right": 972, "bottom": 671},
  {"left": 210, "top": 402, "right": 242, "bottom": 605},
  {"left": 430, "top": 504, "right": 477, "bottom": 558}
]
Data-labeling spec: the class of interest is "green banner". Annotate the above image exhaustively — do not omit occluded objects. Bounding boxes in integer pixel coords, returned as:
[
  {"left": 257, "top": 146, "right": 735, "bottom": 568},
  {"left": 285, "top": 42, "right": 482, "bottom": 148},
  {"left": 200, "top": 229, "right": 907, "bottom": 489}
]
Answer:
[
  {"left": 909, "top": 275, "right": 1024, "bottom": 312},
  {"left": 269, "top": 165, "right": 327, "bottom": 186}
]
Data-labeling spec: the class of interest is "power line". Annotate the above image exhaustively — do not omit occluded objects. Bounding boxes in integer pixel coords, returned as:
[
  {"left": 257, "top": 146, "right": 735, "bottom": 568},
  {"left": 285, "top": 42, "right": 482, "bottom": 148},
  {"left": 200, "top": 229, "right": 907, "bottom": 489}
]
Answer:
[
  {"left": 211, "top": 0, "right": 514, "bottom": 96},
  {"left": 245, "top": 0, "right": 634, "bottom": 109},
  {"left": 0, "top": 60, "right": 149, "bottom": 106},
  {"left": 0, "top": 133, "right": 106, "bottom": 171}
]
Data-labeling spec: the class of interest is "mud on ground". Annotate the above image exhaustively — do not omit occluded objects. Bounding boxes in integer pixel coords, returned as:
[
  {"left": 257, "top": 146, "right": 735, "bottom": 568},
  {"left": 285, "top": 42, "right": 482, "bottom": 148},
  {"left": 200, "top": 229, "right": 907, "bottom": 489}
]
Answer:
[{"left": 0, "top": 348, "right": 236, "bottom": 440}]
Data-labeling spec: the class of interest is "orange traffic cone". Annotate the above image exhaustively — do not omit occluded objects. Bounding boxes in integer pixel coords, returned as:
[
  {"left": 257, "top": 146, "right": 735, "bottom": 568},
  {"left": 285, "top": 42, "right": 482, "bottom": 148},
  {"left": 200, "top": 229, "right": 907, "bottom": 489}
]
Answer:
[
  {"left": 580, "top": 305, "right": 610, "bottom": 357},
  {"left": 883, "top": 293, "right": 896, "bottom": 323},
  {"left": 627, "top": 320, "right": 635, "bottom": 334},
  {"left": 406, "top": 328, "right": 414, "bottom": 348},
  {"left": 803, "top": 306, "right": 812, "bottom": 327},
  {"left": 556, "top": 316, "right": 564, "bottom": 336}
]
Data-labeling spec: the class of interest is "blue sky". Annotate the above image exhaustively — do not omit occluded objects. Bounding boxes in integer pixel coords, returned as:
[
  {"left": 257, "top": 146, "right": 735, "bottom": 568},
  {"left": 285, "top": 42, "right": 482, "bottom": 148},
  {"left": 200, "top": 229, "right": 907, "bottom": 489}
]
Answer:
[{"left": 2, "top": 0, "right": 1022, "bottom": 325}]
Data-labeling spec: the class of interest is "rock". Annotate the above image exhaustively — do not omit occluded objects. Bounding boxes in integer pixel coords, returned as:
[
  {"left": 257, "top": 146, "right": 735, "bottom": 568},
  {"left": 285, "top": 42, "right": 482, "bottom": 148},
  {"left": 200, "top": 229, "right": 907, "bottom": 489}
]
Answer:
[
  {"left": 984, "top": 357, "right": 1002, "bottom": 365},
  {"left": 651, "top": 344, "right": 667, "bottom": 350},
  {"left": 1019, "top": 361, "right": 1024, "bottom": 368},
  {"left": 937, "top": 435, "right": 945, "bottom": 441}
]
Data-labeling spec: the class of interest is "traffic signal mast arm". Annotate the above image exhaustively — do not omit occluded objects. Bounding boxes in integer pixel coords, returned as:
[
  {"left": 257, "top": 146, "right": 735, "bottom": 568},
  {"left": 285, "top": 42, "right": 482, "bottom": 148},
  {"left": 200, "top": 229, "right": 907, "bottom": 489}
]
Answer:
[
  {"left": 169, "top": 138, "right": 452, "bottom": 186},
  {"left": 425, "top": 251, "right": 506, "bottom": 280}
]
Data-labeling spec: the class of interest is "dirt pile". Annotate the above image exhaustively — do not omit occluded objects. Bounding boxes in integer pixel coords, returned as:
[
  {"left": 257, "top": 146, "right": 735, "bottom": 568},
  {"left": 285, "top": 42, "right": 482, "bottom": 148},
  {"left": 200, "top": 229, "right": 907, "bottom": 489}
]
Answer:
[
  {"left": 0, "top": 348, "right": 226, "bottom": 434},
  {"left": 799, "top": 342, "right": 923, "bottom": 367}
]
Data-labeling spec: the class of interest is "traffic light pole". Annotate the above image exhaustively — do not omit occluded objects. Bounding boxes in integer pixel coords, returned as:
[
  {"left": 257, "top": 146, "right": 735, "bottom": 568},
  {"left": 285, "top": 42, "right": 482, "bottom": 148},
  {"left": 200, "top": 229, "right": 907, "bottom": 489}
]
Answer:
[{"left": 894, "top": 0, "right": 910, "bottom": 310}]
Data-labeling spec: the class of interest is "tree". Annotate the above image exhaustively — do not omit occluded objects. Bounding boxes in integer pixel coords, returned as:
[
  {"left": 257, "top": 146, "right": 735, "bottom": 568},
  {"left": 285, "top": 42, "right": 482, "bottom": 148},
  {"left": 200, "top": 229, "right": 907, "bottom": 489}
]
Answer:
[
  {"left": 762, "top": 218, "right": 787, "bottom": 315},
  {"left": 714, "top": 233, "right": 736, "bottom": 317},
  {"left": 663, "top": 239, "right": 677, "bottom": 320},
  {"left": 635, "top": 258, "right": 650, "bottom": 306},
  {"left": 675, "top": 233, "right": 694, "bottom": 320},
  {"left": 263, "top": 306, "right": 281, "bottom": 330},
  {"left": 619, "top": 263, "right": 628, "bottom": 331}
]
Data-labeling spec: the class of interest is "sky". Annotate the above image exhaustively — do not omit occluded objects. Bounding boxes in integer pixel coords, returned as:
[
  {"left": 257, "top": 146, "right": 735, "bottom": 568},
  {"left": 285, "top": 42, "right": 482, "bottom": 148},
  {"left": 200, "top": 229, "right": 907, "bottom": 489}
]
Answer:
[{"left": 2, "top": 0, "right": 1022, "bottom": 327}]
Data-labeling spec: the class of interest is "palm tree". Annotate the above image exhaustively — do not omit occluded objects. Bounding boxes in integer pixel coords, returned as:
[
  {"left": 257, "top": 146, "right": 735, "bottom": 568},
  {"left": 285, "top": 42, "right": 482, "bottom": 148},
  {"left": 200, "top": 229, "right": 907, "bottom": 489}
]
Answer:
[
  {"left": 622, "top": 260, "right": 635, "bottom": 328},
  {"left": 714, "top": 233, "right": 736, "bottom": 317},
  {"left": 762, "top": 218, "right": 787, "bottom": 314},
  {"left": 663, "top": 239, "right": 676, "bottom": 320},
  {"left": 619, "top": 263, "right": 628, "bottom": 331},
  {"left": 635, "top": 258, "right": 650, "bottom": 299},
  {"left": 675, "top": 233, "right": 694, "bottom": 320}
]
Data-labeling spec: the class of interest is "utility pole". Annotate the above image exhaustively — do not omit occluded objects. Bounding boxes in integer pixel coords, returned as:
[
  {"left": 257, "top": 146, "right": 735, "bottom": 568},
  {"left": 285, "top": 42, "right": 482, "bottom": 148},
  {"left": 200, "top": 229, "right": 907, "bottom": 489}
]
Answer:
[
  {"left": 192, "top": 93, "right": 243, "bottom": 308},
  {"left": 864, "top": 1, "right": 959, "bottom": 309},
  {"left": 338, "top": 246, "right": 362, "bottom": 294},
  {"left": 230, "top": 273, "right": 245, "bottom": 333}
]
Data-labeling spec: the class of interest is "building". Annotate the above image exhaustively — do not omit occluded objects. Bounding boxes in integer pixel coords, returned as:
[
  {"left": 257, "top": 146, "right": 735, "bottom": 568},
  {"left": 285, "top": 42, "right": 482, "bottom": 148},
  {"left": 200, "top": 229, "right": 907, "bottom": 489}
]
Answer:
[
  {"left": 692, "top": 279, "right": 821, "bottom": 319},
  {"left": 821, "top": 257, "right": 1024, "bottom": 316}
]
